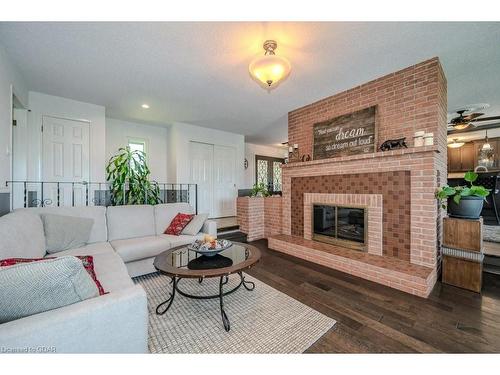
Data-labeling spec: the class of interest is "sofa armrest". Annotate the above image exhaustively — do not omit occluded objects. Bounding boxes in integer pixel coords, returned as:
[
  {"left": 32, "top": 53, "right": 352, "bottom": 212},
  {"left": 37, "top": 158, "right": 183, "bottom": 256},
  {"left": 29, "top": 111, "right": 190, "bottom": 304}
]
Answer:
[
  {"left": 202, "top": 220, "right": 217, "bottom": 237},
  {"left": 0, "top": 285, "right": 148, "bottom": 353}
]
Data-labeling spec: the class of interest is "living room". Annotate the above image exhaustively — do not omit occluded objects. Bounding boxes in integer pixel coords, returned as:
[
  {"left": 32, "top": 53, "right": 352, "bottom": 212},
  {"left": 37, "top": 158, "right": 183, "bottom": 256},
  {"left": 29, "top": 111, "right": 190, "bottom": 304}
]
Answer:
[{"left": 1, "top": 1, "right": 500, "bottom": 374}]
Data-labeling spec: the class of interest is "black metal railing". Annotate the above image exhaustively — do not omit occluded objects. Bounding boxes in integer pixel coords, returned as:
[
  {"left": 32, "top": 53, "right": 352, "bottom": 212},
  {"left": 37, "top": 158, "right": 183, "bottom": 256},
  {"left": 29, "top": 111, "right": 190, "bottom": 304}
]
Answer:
[{"left": 6, "top": 181, "right": 198, "bottom": 214}]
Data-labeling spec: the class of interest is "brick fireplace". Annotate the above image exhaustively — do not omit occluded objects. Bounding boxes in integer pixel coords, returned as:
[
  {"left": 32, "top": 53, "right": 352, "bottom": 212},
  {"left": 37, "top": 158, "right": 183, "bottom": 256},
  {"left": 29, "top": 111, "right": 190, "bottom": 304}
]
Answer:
[
  {"left": 239, "top": 57, "right": 447, "bottom": 297},
  {"left": 304, "top": 193, "right": 383, "bottom": 256}
]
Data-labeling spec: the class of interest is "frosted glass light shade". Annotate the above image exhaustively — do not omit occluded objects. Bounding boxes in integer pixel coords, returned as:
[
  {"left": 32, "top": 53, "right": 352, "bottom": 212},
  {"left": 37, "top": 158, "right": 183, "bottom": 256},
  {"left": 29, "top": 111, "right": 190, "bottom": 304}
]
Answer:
[
  {"left": 249, "top": 40, "right": 291, "bottom": 90},
  {"left": 249, "top": 54, "right": 291, "bottom": 89}
]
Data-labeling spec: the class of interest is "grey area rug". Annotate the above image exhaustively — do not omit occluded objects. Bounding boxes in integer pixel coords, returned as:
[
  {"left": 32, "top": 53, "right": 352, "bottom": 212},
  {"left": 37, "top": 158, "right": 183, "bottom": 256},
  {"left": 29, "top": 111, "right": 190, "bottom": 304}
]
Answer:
[
  {"left": 133, "top": 272, "right": 336, "bottom": 353},
  {"left": 484, "top": 225, "right": 500, "bottom": 243}
]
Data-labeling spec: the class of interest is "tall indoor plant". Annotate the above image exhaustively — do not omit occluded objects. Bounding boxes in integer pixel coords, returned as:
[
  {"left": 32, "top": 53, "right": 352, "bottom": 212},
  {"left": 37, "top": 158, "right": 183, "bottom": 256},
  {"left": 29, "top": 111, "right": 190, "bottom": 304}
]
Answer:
[
  {"left": 436, "top": 171, "right": 490, "bottom": 219},
  {"left": 106, "top": 146, "right": 161, "bottom": 205}
]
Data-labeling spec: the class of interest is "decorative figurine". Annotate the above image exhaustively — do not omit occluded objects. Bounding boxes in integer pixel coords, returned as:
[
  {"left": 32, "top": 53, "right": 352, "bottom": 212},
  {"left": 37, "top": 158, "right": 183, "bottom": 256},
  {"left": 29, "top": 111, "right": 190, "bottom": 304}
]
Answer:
[{"left": 379, "top": 137, "right": 408, "bottom": 151}]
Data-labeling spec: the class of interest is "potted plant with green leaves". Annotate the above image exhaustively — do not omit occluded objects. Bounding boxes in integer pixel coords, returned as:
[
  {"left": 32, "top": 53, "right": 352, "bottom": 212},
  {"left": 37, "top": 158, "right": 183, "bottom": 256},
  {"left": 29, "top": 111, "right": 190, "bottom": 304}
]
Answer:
[
  {"left": 436, "top": 171, "right": 490, "bottom": 219},
  {"left": 106, "top": 146, "right": 161, "bottom": 205},
  {"left": 250, "top": 182, "right": 270, "bottom": 197}
]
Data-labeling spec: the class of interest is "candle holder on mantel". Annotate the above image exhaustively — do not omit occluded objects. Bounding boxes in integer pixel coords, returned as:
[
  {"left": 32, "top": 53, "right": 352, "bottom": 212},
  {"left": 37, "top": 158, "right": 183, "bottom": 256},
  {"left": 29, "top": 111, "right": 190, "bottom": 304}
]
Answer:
[{"left": 288, "top": 144, "right": 300, "bottom": 162}]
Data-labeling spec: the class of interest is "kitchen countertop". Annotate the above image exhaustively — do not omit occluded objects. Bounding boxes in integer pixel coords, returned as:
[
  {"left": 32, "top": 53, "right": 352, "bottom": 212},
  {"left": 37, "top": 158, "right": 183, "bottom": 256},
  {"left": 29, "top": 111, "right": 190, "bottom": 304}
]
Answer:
[{"left": 448, "top": 171, "right": 500, "bottom": 179}]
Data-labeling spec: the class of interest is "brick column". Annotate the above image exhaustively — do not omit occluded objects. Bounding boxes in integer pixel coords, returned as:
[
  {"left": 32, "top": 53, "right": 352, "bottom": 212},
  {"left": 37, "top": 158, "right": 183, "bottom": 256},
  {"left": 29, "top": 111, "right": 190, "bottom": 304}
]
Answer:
[{"left": 236, "top": 196, "right": 282, "bottom": 241}]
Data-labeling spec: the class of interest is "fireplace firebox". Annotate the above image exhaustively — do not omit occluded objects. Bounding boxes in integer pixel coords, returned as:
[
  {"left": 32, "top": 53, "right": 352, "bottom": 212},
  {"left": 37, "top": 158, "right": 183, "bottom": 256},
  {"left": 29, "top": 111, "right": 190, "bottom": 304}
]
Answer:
[{"left": 312, "top": 204, "right": 367, "bottom": 251}]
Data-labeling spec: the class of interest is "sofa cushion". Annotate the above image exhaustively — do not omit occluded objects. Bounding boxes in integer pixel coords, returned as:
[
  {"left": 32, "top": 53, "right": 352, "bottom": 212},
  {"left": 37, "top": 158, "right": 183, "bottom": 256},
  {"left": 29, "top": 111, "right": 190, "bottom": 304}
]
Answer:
[
  {"left": 107, "top": 205, "right": 155, "bottom": 241},
  {"left": 19, "top": 206, "right": 108, "bottom": 243},
  {"left": 2, "top": 256, "right": 105, "bottom": 296},
  {"left": 90, "top": 251, "right": 134, "bottom": 293},
  {"left": 50, "top": 241, "right": 114, "bottom": 257},
  {"left": 111, "top": 236, "right": 171, "bottom": 263},
  {"left": 41, "top": 213, "right": 94, "bottom": 253},
  {"left": 0, "top": 256, "right": 99, "bottom": 323},
  {"left": 0, "top": 211, "right": 46, "bottom": 259},
  {"left": 182, "top": 213, "right": 209, "bottom": 235},
  {"left": 46, "top": 242, "right": 133, "bottom": 293},
  {"left": 160, "top": 233, "right": 204, "bottom": 248},
  {"left": 165, "top": 213, "right": 194, "bottom": 235},
  {"left": 154, "top": 203, "right": 194, "bottom": 235}
]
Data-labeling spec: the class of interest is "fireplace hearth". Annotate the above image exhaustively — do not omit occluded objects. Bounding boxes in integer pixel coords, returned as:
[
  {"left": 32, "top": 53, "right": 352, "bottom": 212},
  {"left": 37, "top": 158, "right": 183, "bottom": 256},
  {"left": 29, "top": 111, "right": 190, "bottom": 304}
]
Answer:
[{"left": 312, "top": 204, "right": 366, "bottom": 251}]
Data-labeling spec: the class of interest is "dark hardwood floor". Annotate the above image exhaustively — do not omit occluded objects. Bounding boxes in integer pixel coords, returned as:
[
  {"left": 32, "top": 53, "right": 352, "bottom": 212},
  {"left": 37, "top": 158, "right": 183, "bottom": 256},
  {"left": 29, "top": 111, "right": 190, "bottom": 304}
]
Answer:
[{"left": 245, "top": 239, "right": 500, "bottom": 353}]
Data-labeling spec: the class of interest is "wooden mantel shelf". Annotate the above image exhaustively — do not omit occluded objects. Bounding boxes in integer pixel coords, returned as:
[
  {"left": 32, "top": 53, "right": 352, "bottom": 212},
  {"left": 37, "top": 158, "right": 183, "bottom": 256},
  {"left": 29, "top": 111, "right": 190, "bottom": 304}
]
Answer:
[{"left": 283, "top": 145, "right": 440, "bottom": 169}]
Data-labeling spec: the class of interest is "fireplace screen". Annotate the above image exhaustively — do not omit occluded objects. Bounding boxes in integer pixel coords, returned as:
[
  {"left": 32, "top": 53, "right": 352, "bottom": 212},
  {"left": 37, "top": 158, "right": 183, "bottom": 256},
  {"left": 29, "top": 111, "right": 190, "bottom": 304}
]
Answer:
[{"left": 312, "top": 204, "right": 366, "bottom": 251}]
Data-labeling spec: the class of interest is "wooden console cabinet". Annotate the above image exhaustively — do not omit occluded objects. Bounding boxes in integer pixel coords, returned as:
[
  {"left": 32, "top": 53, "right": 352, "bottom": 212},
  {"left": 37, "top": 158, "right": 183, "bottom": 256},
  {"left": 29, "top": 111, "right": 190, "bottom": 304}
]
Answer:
[{"left": 442, "top": 217, "right": 483, "bottom": 293}]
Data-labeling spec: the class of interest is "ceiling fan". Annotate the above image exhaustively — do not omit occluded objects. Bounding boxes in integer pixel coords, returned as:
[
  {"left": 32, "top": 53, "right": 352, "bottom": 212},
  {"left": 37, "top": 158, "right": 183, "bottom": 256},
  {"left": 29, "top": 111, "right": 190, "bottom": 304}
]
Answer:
[{"left": 448, "top": 103, "right": 500, "bottom": 133}]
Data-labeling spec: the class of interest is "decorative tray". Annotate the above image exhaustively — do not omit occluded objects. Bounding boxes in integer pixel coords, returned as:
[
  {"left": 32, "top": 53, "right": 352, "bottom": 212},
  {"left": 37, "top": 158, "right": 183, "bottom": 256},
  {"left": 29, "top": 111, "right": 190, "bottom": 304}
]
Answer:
[{"left": 187, "top": 239, "right": 233, "bottom": 257}]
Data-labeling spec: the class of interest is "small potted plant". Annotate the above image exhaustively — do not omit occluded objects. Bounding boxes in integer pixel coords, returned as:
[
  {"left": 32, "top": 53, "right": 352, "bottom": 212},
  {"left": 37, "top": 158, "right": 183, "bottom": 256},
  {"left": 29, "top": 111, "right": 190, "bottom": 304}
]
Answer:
[
  {"left": 436, "top": 171, "right": 490, "bottom": 219},
  {"left": 250, "top": 183, "right": 270, "bottom": 197}
]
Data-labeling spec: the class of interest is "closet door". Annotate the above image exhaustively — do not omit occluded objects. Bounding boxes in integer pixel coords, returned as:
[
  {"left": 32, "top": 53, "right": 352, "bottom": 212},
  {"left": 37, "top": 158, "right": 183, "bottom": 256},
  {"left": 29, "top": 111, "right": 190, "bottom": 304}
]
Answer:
[
  {"left": 42, "top": 116, "right": 90, "bottom": 206},
  {"left": 213, "top": 145, "right": 237, "bottom": 217},
  {"left": 189, "top": 141, "right": 213, "bottom": 217}
]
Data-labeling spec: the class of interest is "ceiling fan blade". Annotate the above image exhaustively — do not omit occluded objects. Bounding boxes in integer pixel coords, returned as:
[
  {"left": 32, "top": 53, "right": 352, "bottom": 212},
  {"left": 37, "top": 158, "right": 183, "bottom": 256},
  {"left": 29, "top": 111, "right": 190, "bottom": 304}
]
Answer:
[
  {"left": 448, "top": 121, "right": 500, "bottom": 135},
  {"left": 462, "top": 112, "right": 484, "bottom": 121},
  {"left": 471, "top": 115, "right": 500, "bottom": 122}
]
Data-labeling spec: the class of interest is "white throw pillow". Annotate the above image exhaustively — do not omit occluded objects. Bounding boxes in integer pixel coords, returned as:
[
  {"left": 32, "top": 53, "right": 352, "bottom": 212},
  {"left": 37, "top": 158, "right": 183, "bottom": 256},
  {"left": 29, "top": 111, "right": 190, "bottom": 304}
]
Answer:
[
  {"left": 0, "top": 256, "right": 99, "bottom": 323},
  {"left": 41, "top": 213, "right": 94, "bottom": 253},
  {"left": 181, "top": 213, "right": 209, "bottom": 236}
]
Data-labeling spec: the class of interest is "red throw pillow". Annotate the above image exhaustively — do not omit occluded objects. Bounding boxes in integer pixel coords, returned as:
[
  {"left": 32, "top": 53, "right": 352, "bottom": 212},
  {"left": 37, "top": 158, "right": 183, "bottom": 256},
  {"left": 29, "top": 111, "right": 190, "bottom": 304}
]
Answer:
[
  {"left": 165, "top": 213, "right": 194, "bottom": 235},
  {"left": 0, "top": 256, "right": 106, "bottom": 296}
]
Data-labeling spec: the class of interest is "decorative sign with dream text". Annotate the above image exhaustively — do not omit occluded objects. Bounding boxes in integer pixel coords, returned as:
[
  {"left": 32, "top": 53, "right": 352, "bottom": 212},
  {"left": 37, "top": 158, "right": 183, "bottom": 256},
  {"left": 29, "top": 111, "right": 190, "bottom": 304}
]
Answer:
[{"left": 313, "top": 106, "right": 376, "bottom": 160}]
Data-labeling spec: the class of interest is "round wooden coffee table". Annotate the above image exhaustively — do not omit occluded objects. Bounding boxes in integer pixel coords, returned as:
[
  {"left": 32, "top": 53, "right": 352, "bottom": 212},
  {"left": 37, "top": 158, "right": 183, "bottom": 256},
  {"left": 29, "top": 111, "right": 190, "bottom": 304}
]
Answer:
[{"left": 153, "top": 242, "right": 261, "bottom": 331}]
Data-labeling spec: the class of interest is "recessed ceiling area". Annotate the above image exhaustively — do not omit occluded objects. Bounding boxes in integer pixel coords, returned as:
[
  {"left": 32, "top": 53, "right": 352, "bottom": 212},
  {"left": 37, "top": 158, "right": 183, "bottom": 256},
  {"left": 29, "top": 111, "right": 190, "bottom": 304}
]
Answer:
[{"left": 0, "top": 22, "right": 499, "bottom": 145}]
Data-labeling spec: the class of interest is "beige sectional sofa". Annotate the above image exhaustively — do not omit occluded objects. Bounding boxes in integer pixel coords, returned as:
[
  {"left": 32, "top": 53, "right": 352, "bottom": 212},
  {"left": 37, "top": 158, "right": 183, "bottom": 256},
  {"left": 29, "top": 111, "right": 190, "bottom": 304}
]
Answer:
[{"left": 0, "top": 202, "right": 216, "bottom": 353}]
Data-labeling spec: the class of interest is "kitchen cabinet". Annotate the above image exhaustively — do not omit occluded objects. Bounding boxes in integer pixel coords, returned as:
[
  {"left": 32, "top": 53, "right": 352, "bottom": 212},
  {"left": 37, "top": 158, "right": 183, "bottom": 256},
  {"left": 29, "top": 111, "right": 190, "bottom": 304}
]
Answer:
[
  {"left": 448, "top": 137, "right": 500, "bottom": 173},
  {"left": 448, "top": 147, "right": 462, "bottom": 171},
  {"left": 460, "top": 143, "right": 475, "bottom": 171}
]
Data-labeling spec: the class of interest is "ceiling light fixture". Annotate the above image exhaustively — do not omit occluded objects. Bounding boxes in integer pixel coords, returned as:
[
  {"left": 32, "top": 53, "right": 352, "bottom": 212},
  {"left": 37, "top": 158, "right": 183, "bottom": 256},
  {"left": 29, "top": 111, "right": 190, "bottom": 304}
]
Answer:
[
  {"left": 452, "top": 123, "right": 470, "bottom": 131},
  {"left": 141, "top": 104, "right": 150, "bottom": 109},
  {"left": 249, "top": 40, "right": 291, "bottom": 91},
  {"left": 478, "top": 130, "right": 495, "bottom": 168},
  {"left": 481, "top": 130, "right": 492, "bottom": 151},
  {"left": 447, "top": 139, "right": 465, "bottom": 148}
]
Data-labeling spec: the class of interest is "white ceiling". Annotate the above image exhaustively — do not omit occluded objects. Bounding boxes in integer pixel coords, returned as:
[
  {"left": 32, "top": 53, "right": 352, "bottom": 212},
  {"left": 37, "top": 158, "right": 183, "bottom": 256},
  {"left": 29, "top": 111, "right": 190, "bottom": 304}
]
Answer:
[{"left": 1, "top": 22, "right": 499, "bottom": 145}]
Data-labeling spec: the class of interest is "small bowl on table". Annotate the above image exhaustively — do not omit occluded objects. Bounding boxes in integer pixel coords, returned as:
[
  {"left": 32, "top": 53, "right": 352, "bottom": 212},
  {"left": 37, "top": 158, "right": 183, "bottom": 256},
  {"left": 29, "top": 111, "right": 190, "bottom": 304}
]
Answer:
[{"left": 187, "top": 239, "right": 233, "bottom": 257}]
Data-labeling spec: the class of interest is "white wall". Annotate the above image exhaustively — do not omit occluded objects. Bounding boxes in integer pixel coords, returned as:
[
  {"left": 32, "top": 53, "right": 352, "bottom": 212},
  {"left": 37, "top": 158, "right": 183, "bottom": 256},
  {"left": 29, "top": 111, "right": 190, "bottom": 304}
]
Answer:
[
  {"left": 106, "top": 118, "right": 168, "bottom": 182},
  {"left": 168, "top": 122, "right": 245, "bottom": 186},
  {"left": 0, "top": 43, "right": 28, "bottom": 193},
  {"left": 243, "top": 142, "right": 287, "bottom": 189},
  {"left": 27, "top": 92, "right": 106, "bottom": 182}
]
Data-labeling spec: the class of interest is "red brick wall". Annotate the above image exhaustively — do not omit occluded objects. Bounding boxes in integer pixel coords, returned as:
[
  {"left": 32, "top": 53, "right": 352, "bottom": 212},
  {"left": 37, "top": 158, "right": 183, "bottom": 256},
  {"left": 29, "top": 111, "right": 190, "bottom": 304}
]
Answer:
[
  {"left": 236, "top": 196, "right": 282, "bottom": 241},
  {"left": 288, "top": 57, "right": 447, "bottom": 159},
  {"left": 291, "top": 171, "right": 411, "bottom": 261},
  {"left": 278, "top": 57, "right": 447, "bottom": 270},
  {"left": 264, "top": 196, "right": 282, "bottom": 238},
  {"left": 281, "top": 147, "right": 443, "bottom": 269}
]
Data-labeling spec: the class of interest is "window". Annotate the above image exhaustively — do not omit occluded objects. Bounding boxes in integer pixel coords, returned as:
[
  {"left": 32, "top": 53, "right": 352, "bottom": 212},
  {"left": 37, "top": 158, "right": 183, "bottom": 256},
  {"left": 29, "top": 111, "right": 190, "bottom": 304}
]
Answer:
[
  {"left": 255, "top": 155, "right": 285, "bottom": 193},
  {"left": 127, "top": 138, "right": 148, "bottom": 170},
  {"left": 128, "top": 139, "right": 146, "bottom": 154}
]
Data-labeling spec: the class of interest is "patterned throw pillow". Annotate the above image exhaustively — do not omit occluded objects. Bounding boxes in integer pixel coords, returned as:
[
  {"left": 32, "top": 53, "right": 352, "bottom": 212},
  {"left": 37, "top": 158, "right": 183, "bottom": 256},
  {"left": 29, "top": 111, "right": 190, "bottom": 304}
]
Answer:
[
  {"left": 0, "top": 256, "right": 99, "bottom": 323},
  {"left": 164, "top": 213, "right": 194, "bottom": 236},
  {"left": 0, "top": 256, "right": 106, "bottom": 295}
]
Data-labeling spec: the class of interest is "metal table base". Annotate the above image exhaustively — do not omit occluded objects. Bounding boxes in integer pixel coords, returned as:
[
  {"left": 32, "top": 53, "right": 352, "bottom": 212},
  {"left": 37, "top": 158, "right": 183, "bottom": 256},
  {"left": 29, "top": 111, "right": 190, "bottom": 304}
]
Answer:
[{"left": 155, "top": 271, "right": 255, "bottom": 332}]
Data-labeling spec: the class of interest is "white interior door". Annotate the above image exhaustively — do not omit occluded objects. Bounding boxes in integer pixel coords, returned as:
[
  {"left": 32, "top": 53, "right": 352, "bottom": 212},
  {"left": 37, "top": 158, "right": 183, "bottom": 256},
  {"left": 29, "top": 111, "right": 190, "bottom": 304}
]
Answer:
[
  {"left": 11, "top": 108, "right": 28, "bottom": 209},
  {"left": 189, "top": 141, "right": 213, "bottom": 217},
  {"left": 213, "top": 145, "right": 237, "bottom": 217},
  {"left": 42, "top": 116, "right": 90, "bottom": 206}
]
